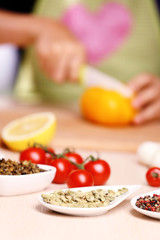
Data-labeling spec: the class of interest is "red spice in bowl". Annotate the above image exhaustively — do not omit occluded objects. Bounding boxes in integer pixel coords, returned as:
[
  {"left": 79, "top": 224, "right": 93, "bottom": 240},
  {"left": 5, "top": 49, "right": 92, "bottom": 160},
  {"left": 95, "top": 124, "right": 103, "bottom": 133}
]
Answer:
[{"left": 136, "top": 194, "right": 160, "bottom": 212}]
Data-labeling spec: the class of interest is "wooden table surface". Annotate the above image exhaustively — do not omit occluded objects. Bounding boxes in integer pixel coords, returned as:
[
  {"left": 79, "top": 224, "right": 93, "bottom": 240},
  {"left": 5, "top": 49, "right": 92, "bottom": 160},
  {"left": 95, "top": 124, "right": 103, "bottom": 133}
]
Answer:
[
  {"left": 0, "top": 96, "right": 160, "bottom": 152},
  {"left": 0, "top": 96, "right": 160, "bottom": 240}
]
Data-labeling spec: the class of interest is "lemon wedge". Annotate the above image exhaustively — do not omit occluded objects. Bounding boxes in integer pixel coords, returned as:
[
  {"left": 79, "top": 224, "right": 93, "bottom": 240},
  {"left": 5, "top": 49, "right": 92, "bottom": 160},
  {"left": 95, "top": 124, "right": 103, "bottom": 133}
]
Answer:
[{"left": 1, "top": 112, "right": 56, "bottom": 151}]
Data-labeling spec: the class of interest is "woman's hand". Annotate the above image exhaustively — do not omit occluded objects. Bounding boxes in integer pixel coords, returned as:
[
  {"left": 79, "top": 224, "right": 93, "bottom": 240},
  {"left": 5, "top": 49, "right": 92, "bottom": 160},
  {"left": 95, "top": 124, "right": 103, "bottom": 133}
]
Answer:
[
  {"left": 0, "top": 12, "right": 86, "bottom": 83},
  {"left": 34, "top": 19, "right": 86, "bottom": 83},
  {"left": 128, "top": 73, "right": 160, "bottom": 125}
]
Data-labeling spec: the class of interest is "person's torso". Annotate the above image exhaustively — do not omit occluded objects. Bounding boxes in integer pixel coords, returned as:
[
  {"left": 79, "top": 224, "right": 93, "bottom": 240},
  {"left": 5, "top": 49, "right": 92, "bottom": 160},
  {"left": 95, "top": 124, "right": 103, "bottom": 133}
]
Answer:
[{"left": 14, "top": 0, "right": 160, "bottom": 103}]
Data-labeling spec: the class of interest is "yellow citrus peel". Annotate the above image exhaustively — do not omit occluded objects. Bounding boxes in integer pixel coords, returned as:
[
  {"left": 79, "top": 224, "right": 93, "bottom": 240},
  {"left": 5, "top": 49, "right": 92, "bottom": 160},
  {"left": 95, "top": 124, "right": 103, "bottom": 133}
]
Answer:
[
  {"left": 80, "top": 87, "right": 136, "bottom": 126},
  {"left": 1, "top": 112, "right": 56, "bottom": 151}
]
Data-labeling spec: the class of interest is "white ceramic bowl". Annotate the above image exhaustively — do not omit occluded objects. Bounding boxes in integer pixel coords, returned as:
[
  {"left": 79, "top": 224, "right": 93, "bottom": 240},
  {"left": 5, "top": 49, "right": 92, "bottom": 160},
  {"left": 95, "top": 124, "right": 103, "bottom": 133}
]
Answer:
[
  {"left": 131, "top": 189, "right": 160, "bottom": 219},
  {"left": 0, "top": 164, "right": 56, "bottom": 196}
]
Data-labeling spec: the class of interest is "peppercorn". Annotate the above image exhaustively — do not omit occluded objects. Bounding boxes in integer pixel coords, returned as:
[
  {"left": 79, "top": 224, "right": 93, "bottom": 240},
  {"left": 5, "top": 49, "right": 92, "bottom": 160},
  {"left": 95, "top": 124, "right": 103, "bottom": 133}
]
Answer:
[
  {"left": 0, "top": 159, "right": 46, "bottom": 175},
  {"left": 136, "top": 194, "right": 160, "bottom": 212}
]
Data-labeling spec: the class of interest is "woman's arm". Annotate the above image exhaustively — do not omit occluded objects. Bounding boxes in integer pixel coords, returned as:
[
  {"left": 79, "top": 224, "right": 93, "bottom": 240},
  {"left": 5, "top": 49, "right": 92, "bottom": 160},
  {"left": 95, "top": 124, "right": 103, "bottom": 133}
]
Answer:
[
  {"left": 0, "top": 10, "right": 85, "bottom": 82},
  {"left": 0, "top": 10, "right": 40, "bottom": 46}
]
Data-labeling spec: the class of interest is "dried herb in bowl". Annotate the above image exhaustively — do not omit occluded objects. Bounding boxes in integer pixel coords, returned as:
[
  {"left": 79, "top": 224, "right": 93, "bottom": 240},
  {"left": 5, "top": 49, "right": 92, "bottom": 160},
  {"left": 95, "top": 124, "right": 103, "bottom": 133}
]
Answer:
[{"left": 0, "top": 159, "right": 46, "bottom": 175}]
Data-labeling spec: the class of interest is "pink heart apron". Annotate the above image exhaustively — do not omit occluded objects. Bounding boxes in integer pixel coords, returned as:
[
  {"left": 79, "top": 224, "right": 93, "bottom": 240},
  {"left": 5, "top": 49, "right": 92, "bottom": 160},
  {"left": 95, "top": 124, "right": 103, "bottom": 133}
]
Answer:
[{"left": 14, "top": 0, "right": 160, "bottom": 103}]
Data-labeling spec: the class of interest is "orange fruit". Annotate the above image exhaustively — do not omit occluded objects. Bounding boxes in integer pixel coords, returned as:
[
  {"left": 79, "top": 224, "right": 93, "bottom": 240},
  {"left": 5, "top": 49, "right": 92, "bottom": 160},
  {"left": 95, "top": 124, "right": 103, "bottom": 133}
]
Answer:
[{"left": 80, "top": 87, "right": 135, "bottom": 126}]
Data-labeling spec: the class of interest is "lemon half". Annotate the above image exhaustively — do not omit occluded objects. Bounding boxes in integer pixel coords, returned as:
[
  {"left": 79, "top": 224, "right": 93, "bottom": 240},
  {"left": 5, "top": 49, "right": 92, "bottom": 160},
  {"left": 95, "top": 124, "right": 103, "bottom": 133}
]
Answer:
[{"left": 1, "top": 112, "right": 56, "bottom": 151}]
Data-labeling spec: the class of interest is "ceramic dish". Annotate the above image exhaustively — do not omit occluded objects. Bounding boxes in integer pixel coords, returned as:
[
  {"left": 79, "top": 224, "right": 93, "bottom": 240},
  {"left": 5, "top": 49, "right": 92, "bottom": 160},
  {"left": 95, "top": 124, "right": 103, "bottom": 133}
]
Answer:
[
  {"left": 39, "top": 185, "right": 141, "bottom": 216},
  {"left": 0, "top": 164, "right": 56, "bottom": 196},
  {"left": 130, "top": 189, "right": 160, "bottom": 219}
]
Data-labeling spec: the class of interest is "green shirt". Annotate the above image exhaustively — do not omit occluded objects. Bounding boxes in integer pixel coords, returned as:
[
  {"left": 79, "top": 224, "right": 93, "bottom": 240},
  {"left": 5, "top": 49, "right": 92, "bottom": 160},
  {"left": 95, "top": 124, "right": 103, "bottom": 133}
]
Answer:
[{"left": 14, "top": 0, "right": 160, "bottom": 103}]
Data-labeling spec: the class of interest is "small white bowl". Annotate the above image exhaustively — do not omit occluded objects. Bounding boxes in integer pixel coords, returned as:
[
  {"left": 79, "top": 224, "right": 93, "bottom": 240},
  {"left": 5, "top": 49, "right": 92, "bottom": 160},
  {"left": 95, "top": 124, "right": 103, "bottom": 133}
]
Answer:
[
  {"left": 0, "top": 164, "right": 56, "bottom": 196},
  {"left": 131, "top": 189, "right": 160, "bottom": 219}
]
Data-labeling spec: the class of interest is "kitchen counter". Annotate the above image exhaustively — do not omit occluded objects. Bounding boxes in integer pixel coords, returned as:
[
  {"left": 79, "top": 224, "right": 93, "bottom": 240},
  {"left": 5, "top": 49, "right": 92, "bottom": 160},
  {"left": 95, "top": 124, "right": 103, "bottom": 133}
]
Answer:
[
  {"left": 0, "top": 96, "right": 160, "bottom": 152},
  {"left": 0, "top": 96, "right": 160, "bottom": 240}
]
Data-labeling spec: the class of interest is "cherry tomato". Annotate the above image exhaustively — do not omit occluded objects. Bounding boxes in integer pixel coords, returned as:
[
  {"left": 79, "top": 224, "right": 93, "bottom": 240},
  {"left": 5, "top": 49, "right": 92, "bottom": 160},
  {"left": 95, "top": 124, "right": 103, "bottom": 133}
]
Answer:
[
  {"left": 85, "top": 159, "right": 110, "bottom": 185},
  {"left": 49, "top": 158, "right": 71, "bottom": 184},
  {"left": 44, "top": 147, "right": 55, "bottom": 165},
  {"left": 67, "top": 169, "right": 94, "bottom": 188},
  {"left": 20, "top": 147, "right": 46, "bottom": 164},
  {"left": 146, "top": 167, "right": 160, "bottom": 187},
  {"left": 64, "top": 152, "right": 83, "bottom": 171}
]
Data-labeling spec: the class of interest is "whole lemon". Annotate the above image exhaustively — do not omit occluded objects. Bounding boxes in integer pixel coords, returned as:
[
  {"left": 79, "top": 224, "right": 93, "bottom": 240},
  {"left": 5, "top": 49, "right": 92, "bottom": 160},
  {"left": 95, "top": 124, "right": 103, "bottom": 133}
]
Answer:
[{"left": 80, "top": 87, "right": 135, "bottom": 126}]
